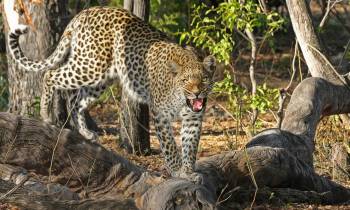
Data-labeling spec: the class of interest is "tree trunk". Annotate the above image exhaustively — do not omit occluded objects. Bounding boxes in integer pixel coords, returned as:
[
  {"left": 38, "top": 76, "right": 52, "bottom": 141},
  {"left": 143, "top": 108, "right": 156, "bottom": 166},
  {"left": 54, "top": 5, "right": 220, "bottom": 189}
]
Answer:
[
  {"left": 2, "top": 0, "right": 67, "bottom": 117},
  {"left": 286, "top": 0, "right": 349, "bottom": 170},
  {"left": 286, "top": 0, "right": 343, "bottom": 84},
  {"left": 2, "top": 1, "right": 99, "bottom": 131},
  {"left": 120, "top": 0, "right": 150, "bottom": 155},
  {"left": 129, "top": 0, "right": 150, "bottom": 22}
]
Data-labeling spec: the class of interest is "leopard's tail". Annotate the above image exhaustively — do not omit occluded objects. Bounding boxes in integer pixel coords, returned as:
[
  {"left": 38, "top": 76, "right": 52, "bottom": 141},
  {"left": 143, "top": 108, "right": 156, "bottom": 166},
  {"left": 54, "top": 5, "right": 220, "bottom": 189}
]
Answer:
[{"left": 8, "top": 25, "right": 72, "bottom": 72}]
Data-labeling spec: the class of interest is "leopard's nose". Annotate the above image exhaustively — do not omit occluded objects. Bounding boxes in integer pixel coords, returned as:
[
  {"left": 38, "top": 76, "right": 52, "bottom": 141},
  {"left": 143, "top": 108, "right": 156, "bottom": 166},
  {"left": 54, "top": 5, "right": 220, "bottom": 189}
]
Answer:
[{"left": 192, "top": 87, "right": 200, "bottom": 96}]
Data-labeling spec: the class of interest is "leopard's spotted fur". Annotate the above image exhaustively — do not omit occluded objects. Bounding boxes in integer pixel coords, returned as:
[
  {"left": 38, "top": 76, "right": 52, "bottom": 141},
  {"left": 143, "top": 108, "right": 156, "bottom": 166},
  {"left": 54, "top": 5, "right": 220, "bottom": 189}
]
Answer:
[{"left": 8, "top": 7, "right": 216, "bottom": 177}]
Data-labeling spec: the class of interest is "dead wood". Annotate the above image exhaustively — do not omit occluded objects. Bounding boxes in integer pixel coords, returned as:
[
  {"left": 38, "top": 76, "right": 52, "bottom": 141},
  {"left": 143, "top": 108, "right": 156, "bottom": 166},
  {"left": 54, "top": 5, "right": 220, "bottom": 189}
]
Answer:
[
  {"left": 331, "top": 143, "right": 350, "bottom": 181},
  {"left": 0, "top": 179, "right": 138, "bottom": 210},
  {"left": 0, "top": 77, "right": 349, "bottom": 209}
]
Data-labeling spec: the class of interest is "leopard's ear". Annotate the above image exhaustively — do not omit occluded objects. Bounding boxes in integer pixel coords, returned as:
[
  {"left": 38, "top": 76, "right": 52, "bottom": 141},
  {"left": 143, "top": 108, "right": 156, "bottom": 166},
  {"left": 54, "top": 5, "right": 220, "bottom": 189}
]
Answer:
[
  {"left": 167, "top": 60, "right": 181, "bottom": 75},
  {"left": 203, "top": 55, "right": 216, "bottom": 76},
  {"left": 212, "top": 62, "right": 226, "bottom": 82},
  {"left": 185, "top": 45, "right": 198, "bottom": 55}
]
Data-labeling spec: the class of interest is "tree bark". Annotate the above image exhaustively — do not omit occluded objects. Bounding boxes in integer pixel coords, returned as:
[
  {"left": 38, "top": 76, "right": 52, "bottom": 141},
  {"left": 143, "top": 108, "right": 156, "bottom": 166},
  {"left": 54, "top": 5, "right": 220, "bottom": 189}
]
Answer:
[
  {"left": 2, "top": 1, "right": 99, "bottom": 131},
  {"left": 331, "top": 143, "right": 350, "bottom": 181},
  {"left": 286, "top": 0, "right": 343, "bottom": 84},
  {"left": 2, "top": 0, "right": 68, "bottom": 117},
  {"left": 286, "top": 0, "right": 350, "bottom": 172},
  {"left": 120, "top": 0, "right": 150, "bottom": 155},
  {"left": 123, "top": 0, "right": 150, "bottom": 20}
]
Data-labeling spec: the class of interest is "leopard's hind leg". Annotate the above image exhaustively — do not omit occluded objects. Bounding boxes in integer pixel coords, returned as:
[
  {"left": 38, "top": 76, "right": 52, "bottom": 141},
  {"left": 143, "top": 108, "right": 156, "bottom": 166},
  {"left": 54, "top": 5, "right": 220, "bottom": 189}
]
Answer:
[
  {"left": 41, "top": 63, "right": 108, "bottom": 140},
  {"left": 70, "top": 85, "right": 107, "bottom": 141},
  {"left": 40, "top": 65, "right": 97, "bottom": 123},
  {"left": 40, "top": 66, "right": 75, "bottom": 124}
]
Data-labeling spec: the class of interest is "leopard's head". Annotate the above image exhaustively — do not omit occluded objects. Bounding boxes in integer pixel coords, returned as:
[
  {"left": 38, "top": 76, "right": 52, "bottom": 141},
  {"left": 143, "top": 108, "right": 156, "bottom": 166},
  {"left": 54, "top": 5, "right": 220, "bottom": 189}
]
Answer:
[{"left": 168, "top": 55, "right": 216, "bottom": 112}]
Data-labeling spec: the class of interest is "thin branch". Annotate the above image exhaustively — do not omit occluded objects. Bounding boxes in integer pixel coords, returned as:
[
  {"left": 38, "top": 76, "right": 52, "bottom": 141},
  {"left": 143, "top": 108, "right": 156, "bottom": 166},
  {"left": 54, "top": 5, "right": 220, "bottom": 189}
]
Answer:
[
  {"left": 258, "top": 0, "right": 268, "bottom": 13},
  {"left": 286, "top": 41, "right": 299, "bottom": 90},
  {"left": 86, "top": 158, "right": 97, "bottom": 190},
  {"left": 276, "top": 89, "right": 287, "bottom": 129},
  {"left": 67, "top": 154, "right": 87, "bottom": 193},
  {"left": 319, "top": 0, "right": 341, "bottom": 28},
  {"left": 276, "top": 41, "right": 299, "bottom": 128},
  {"left": 245, "top": 29, "right": 258, "bottom": 127}
]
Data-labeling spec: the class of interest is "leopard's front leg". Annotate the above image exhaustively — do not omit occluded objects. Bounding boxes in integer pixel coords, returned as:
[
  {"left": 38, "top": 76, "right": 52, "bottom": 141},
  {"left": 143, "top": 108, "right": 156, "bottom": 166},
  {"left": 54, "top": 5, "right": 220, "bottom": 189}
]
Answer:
[
  {"left": 179, "top": 107, "right": 204, "bottom": 175},
  {"left": 153, "top": 111, "right": 182, "bottom": 175}
]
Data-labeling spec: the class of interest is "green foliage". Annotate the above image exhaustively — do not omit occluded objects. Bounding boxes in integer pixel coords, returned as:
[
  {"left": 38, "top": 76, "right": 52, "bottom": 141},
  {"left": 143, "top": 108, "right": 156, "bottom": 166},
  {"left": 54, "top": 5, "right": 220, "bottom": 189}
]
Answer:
[
  {"left": 251, "top": 83, "right": 279, "bottom": 113},
  {"left": 96, "top": 85, "right": 121, "bottom": 104},
  {"left": 213, "top": 73, "right": 279, "bottom": 116},
  {"left": 181, "top": 0, "right": 285, "bottom": 63},
  {"left": 150, "top": 0, "right": 192, "bottom": 37},
  {"left": 111, "top": 0, "right": 193, "bottom": 38},
  {"left": 181, "top": 1, "right": 284, "bottom": 128},
  {"left": 109, "top": 0, "right": 123, "bottom": 7},
  {"left": 213, "top": 73, "right": 247, "bottom": 112}
]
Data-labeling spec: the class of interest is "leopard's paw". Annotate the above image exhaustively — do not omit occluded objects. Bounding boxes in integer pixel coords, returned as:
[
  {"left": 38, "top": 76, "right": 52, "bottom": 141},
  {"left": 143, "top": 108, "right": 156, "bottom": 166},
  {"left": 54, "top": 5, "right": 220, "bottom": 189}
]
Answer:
[{"left": 79, "top": 129, "right": 99, "bottom": 143}]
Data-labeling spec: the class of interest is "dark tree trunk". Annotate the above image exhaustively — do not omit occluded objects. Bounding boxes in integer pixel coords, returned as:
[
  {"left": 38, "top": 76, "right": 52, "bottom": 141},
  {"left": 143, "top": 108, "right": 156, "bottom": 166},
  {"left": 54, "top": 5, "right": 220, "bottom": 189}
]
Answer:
[{"left": 120, "top": 0, "right": 151, "bottom": 155}]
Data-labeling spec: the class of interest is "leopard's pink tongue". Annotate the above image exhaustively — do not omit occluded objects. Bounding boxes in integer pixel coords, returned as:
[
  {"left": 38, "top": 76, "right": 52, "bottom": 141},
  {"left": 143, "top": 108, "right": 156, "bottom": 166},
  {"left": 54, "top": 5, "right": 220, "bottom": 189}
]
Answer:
[{"left": 192, "top": 98, "right": 204, "bottom": 111}]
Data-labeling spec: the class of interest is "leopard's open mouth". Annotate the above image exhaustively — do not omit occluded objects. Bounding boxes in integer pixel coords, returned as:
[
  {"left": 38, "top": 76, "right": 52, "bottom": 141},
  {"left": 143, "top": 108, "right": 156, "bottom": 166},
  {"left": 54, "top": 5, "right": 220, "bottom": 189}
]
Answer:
[{"left": 186, "top": 98, "right": 207, "bottom": 112}]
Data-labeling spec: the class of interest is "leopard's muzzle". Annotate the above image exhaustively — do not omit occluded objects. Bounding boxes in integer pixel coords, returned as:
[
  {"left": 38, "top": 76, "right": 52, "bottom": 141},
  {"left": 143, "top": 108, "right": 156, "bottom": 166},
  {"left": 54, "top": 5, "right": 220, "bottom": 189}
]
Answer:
[{"left": 186, "top": 97, "right": 207, "bottom": 112}]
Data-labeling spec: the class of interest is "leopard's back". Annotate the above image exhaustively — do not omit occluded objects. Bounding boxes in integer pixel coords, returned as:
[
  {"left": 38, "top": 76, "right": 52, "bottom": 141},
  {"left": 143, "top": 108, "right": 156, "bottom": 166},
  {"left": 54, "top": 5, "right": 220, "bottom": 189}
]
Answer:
[{"left": 64, "top": 7, "right": 169, "bottom": 101}]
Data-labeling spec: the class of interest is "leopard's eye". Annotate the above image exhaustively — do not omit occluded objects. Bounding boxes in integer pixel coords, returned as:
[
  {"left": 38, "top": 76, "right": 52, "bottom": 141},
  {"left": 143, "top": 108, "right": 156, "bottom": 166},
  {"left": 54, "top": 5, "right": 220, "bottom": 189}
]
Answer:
[
  {"left": 182, "top": 78, "right": 188, "bottom": 83},
  {"left": 202, "top": 77, "right": 209, "bottom": 82}
]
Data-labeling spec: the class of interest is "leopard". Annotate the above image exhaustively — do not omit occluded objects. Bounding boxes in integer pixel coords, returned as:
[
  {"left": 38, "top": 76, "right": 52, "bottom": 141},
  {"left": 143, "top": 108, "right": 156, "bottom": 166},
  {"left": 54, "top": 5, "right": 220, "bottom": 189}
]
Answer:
[{"left": 7, "top": 6, "right": 217, "bottom": 177}]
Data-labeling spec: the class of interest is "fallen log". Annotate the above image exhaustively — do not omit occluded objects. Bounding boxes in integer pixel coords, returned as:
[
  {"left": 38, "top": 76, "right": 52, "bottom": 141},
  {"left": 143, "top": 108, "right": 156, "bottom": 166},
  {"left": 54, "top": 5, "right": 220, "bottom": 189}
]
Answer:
[
  {"left": 0, "top": 179, "right": 138, "bottom": 210},
  {"left": 0, "top": 77, "right": 349, "bottom": 209}
]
